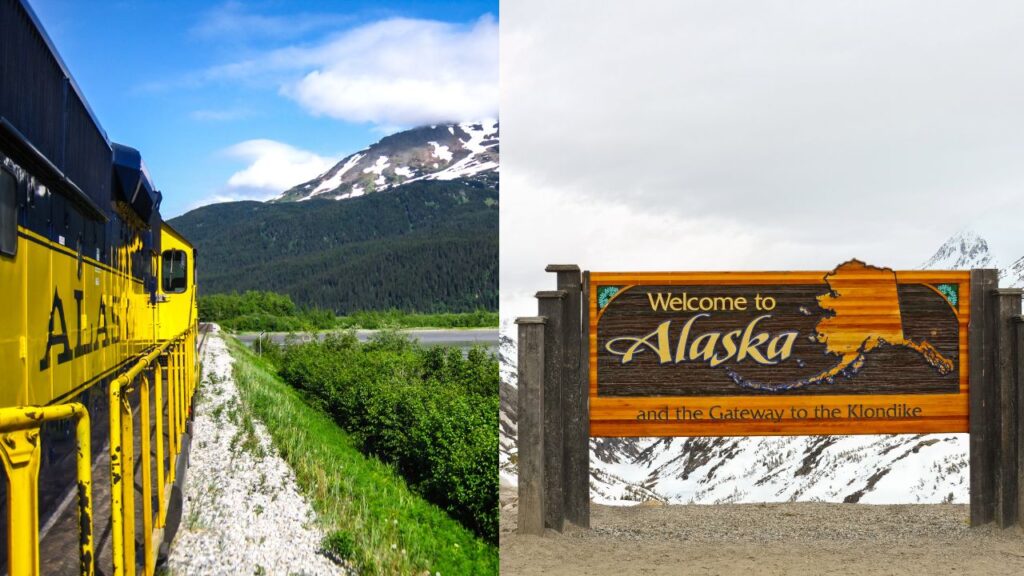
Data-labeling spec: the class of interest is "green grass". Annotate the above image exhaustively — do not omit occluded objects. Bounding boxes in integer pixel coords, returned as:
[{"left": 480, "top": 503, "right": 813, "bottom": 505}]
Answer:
[
  {"left": 217, "top": 309, "right": 499, "bottom": 332},
  {"left": 225, "top": 337, "right": 498, "bottom": 575}
]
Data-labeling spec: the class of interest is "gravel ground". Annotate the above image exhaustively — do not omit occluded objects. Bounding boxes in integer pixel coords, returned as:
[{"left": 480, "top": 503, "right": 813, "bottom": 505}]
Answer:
[
  {"left": 167, "top": 327, "right": 352, "bottom": 575},
  {"left": 500, "top": 488, "right": 1024, "bottom": 575}
]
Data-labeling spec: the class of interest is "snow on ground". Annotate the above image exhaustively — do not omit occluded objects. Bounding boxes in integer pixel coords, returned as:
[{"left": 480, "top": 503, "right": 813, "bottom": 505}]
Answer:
[
  {"left": 362, "top": 154, "right": 390, "bottom": 175},
  {"left": 334, "top": 184, "right": 366, "bottom": 200},
  {"left": 360, "top": 155, "right": 390, "bottom": 188},
  {"left": 431, "top": 121, "right": 499, "bottom": 181},
  {"left": 428, "top": 141, "right": 452, "bottom": 162},
  {"left": 312, "top": 153, "right": 364, "bottom": 196},
  {"left": 168, "top": 326, "right": 350, "bottom": 575},
  {"left": 587, "top": 434, "right": 968, "bottom": 506}
]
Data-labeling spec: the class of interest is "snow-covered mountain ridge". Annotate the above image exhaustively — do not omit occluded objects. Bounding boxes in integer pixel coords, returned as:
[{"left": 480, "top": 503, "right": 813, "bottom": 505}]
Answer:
[
  {"left": 274, "top": 121, "right": 498, "bottom": 202},
  {"left": 499, "top": 231, "right": 1022, "bottom": 505},
  {"left": 920, "top": 230, "right": 998, "bottom": 271}
]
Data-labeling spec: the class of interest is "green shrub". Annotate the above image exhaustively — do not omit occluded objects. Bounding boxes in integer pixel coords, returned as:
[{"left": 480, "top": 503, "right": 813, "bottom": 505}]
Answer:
[
  {"left": 200, "top": 290, "right": 298, "bottom": 321},
  {"left": 200, "top": 291, "right": 331, "bottom": 331},
  {"left": 334, "top": 308, "right": 499, "bottom": 329},
  {"left": 199, "top": 291, "right": 496, "bottom": 332},
  {"left": 277, "top": 334, "right": 499, "bottom": 543}
]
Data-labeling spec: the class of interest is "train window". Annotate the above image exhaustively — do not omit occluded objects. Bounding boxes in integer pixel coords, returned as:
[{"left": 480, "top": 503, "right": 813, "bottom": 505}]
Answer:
[
  {"left": 162, "top": 249, "right": 187, "bottom": 293},
  {"left": 0, "top": 168, "right": 16, "bottom": 256}
]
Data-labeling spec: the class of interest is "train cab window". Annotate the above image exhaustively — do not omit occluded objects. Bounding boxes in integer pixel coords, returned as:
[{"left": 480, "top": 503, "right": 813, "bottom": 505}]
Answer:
[
  {"left": 162, "top": 249, "right": 188, "bottom": 293},
  {"left": 0, "top": 168, "right": 16, "bottom": 256}
]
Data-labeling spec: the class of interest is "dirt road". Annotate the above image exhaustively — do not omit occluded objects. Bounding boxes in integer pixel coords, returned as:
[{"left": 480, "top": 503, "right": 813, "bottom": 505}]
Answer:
[{"left": 500, "top": 491, "right": 1024, "bottom": 575}]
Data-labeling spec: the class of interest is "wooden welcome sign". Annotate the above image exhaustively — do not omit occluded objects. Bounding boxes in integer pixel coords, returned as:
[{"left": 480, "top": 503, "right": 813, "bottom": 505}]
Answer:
[
  {"left": 519, "top": 263, "right": 1021, "bottom": 535},
  {"left": 589, "top": 260, "right": 970, "bottom": 436}
]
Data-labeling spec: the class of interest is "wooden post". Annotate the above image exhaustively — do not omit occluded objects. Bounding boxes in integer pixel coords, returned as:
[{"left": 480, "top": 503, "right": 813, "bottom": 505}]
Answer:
[
  {"left": 1016, "top": 315, "right": 1024, "bottom": 527},
  {"left": 537, "top": 290, "right": 566, "bottom": 532},
  {"left": 993, "top": 289, "right": 1022, "bottom": 528},
  {"left": 580, "top": 271, "right": 591, "bottom": 527},
  {"left": 970, "top": 269, "right": 999, "bottom": 526},
  {"left": 516, "top": 317, "right": 546, "bottom": 536},
  {"left": 547, "top": 264, "right": 589, "bottom": 528}
]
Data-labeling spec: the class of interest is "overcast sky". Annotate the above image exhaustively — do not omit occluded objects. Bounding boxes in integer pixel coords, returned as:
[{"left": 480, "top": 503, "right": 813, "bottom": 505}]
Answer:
[{"left": 501, "top": 0, "right": 1024, "bottom": 319}]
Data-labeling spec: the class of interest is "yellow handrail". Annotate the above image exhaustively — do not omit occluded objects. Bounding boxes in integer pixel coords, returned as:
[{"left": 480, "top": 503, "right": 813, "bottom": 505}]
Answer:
[
  {"left": 109, "top": 324, "right": 197, "bottom": 576},
  {"left": 0, "top": 403, "right": 93, "bottom": 576}
]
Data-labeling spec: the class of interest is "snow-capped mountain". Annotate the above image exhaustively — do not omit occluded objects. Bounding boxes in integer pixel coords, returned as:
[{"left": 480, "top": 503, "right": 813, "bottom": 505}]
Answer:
[
  {"left": 500, "top": 232, "right": 1022, "bottom": 505},
  {"left": 921, "top": 229, "right": 1000, "bottom": 274},
  {"left": 920, "top": 229, "right": 1024, "bottom": 287},
  {"left": 274, "top": 121, "right": 498, "bottom": 202}
]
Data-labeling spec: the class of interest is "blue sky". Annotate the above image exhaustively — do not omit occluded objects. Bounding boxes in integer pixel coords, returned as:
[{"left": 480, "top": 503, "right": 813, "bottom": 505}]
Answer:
[{"left": 29, "top": 0, "right": 498, "bottom": 217}]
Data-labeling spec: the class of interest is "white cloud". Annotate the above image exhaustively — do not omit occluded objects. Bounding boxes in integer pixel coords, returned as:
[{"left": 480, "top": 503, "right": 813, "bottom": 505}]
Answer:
[
  {"left": 221, "top": 139, "right": 335, "bottom": 197},
  {"left": 168, "top": 13, "right": 498, "bottom": 127},
  {"left": 280, "top": 16, "right": 498, "bottom": 126},
  {"left": 191, "top": 1, "right": 353, "bottom": 42}
]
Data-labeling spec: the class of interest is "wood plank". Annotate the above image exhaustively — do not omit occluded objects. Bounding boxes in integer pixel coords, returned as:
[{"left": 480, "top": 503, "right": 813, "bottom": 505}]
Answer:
[
  {"left": 515, "top": 317, "right": 546, "bottom": 536},
  {"left": 596, "top": 286, "right": 964, "bottom": 397},
  {"left": 970, "top": 269, "right": 998, "bottom": 526},
  {"left": 591, "top": 394, "right": 967, "bottom": 436},
  {"left": 589, "top": 266, "right": 971, "bottom": 437},
  {"left": 1017, "top": 317, "right": 1024, "bottom": 527},
  {"left": 537, "top": 290, "right": 566, "bottom": 532},
  {"left": 580, "top": 272, "right": 591, "bottom": 528},
  {"left": 591, "top": 393, "right": 967, "bottom": 415},
  {"left": 548, "top": 265, "right": 588, "bottom": 528},
  {"left": 994, "top": 289, "right": 1022, "bottom": 527},
  {"left": 592, "top": 416, "right": 966, "bottom": 437},
  {"left": 590, "top": 270, "right": 970, "bottom": 284}
]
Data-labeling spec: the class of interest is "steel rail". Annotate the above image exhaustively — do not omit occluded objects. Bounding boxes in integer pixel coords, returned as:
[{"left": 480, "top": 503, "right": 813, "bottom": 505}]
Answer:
[{"left": 108, "top": 325, "right": 195, "bottom": 576}]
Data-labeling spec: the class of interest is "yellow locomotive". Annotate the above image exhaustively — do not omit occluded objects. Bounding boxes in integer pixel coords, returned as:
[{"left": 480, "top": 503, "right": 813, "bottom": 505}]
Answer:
[{"left": 0, "top": 1, "right": 199, "bottom": 574}]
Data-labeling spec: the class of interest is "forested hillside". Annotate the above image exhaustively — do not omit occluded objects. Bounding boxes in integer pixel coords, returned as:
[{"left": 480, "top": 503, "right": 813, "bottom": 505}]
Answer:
[{"left": 169, "top": 178, "right": 497, "bottom": 313}]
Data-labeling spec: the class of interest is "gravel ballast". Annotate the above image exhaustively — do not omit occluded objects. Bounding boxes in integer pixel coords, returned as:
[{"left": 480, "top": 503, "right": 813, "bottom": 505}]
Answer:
[
  {"left": 167, "top": 327, "right": 350, "bottom": 575},
  {"left": 500, "top": 488, "right": 1024, "bottom": 575}
]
